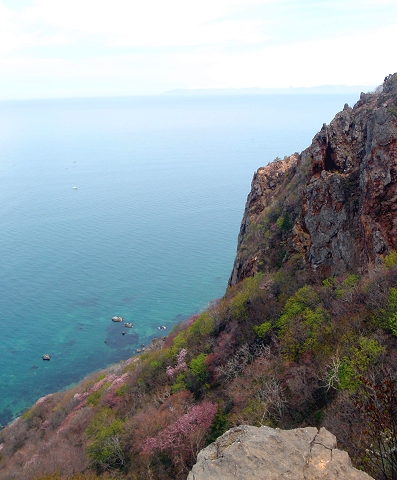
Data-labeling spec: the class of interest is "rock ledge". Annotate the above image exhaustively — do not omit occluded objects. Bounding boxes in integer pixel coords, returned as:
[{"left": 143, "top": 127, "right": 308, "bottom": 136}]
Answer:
[{"left": 188, "top": 425, "right": 373, "bottom": 480}]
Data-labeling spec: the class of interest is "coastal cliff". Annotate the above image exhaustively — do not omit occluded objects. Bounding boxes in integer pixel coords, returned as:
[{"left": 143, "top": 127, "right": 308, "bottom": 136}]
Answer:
[
  {"left": 1, "top": 75, "right": 397, "bottom": 480},
  {"left": 230, "top": 73, "right": 397, "bottom": 285}
]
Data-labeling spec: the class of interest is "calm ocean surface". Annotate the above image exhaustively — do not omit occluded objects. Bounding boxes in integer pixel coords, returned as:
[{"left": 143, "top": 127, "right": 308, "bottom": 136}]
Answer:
[{"left": 0, "top": 93, "right": 359, "bottom": 425}]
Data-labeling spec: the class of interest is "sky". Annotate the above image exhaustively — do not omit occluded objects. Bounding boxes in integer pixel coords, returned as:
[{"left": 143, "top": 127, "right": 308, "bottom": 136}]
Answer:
[{"left": 0, "top": 0, "right": 396, "bottom": 100}]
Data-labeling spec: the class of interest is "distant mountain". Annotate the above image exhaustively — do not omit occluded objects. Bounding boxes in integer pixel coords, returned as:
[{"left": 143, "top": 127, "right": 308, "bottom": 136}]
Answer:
[{"left": 163, "top": 85, "right": 375, "bottom": 96}]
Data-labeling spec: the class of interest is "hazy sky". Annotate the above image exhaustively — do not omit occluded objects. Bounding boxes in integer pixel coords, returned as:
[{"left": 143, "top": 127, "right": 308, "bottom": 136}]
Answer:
[{"left": 0, "top": 0, "right": 396, "bottom": 100}]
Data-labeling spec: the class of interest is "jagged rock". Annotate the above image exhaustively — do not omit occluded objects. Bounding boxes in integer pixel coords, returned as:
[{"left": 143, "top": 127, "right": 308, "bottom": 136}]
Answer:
[
  {"left": 229, "top": 153, "right": 301, "bottom": 284},
  {"left": 188, "top": 425, "right": 373, "bottom": 480},
  {"left": 230, "top": 73, "right": 397, "bottom": 284}
]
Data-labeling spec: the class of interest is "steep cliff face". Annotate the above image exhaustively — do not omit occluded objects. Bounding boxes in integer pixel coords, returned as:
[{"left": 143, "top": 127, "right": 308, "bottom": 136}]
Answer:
[
  {"left": 229, "top": 153, "right": 303, "bottom": 284},
  {"left": 230, "top": 73, "right": 397, "bottom": 285}
]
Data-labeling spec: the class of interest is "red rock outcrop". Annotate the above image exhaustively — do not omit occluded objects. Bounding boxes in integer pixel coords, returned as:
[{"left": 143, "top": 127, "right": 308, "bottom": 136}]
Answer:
[{"left": 230, "top": 73, "right": 397, "bottom": 284}]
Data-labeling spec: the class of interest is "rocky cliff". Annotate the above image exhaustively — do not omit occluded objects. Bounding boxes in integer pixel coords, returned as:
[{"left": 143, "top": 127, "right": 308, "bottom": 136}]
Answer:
[
  {"left": 188, "top": 426, "right": 373, "bottom": 480},
  {"left": 230, "top": 73, "right": 397, "bottom": 285}
]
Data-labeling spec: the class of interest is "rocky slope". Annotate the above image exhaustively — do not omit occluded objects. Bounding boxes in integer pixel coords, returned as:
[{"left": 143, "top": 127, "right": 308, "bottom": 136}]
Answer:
[
  {"left": 230, "top": 73, "right": 397, "bottom": 285},
  {"left": 188, "top": 426, "right": 373, "bottom": 480}
]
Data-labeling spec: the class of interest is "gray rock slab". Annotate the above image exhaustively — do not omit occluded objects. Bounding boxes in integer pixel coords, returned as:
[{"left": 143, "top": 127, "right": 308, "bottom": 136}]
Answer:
[{"left": 188, "top": 425, "right": 373, "bottom": 480}]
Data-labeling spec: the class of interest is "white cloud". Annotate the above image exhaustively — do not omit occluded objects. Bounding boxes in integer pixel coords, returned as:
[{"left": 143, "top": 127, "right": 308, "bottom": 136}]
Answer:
[
  {"left": 0, "top": 4, "right": 72, "bottom": 53},
  {"left": 364, "top": 0, "right": 396, "bottom": 4},
  {"left": 0, "top": 0, "right": 396, "bottom": 98},
  {"left": 164, "top": 23, "right": 397, "bottom": 89},
  {"left": 15, "top": 0, "right": 272, "bottom": 47}
]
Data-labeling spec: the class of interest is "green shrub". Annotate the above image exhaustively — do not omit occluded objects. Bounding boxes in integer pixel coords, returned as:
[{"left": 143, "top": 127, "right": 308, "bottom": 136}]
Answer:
[
  {"left": 172, "top": 332, "right": 188, "bottom": 351},
  {"left": 182, "top": 312, "right": 215, "bottom": 346},
  {"left": 339, "top": 337, "right": 384, "bottom": 391},
  {"left": 207, "top": 411, "right": 228, "bottom": 443},
  {"left": 253, "top": 321, "right": 272, "bottom": 339},
  {"left": 21, "top": 409, "right": 32, "bottom": 420},
  {"left": 280, "top": 307, "right": 330, "bottom": 360},
  {"left": 322, "top": 277, "right": 334, "bottom": 289},
  {"left": 165, "top": 332, "right": 188, "bottom": 360},
  {"left": 388, "top": 311, "right": 397, "bottom": 337},
  {"left": 171, "top": 373, "right": 187, "bottom": 394},
  {"left": 166, "top": 312, "right": 215, "bottom": 359},
  {"left": 379, "top": 287, "right": 397, "bottom": 336},
  {"left": 384, "top": 250, "right": 397, "bottom": 269},
  {"left": 229, "top": 274, "right": 264, "bottom": 321},
  {"left": 275, "top": 215, "right": 292, "bottom": 232},
  {"left": 277, "top": 285, "right": 335, "bottom": 360},
  {"left": 335, "top": 274, "right": 359, "bottom": 298},
  {"left": 85, "top": 409, "right": 111, "bottom": 437},
  {"left": 86, "top": 419, "right": 125, "bottom": 472},
  {"left": 230, "top": 290, "right": 249, "bottom": 320},
  {"left": 339, "top": 361, "right": 359, "bottom": 391},
  {"left": 277, "top": 285, "right": 320, "bottom": 329},
  {"left": 115, "top": 384, "right": 128, "bottom": 397},
  {"left": 149, "top": 360, "right": 163, "bottom": 371},
  {"left": 86, "top": 390, "right": 102, "bottom": 407},
  {"left": 189, "top": 353, "right": 208, "bottom": 383},
  {"left": 85, "top": 411, "right": 125, "bottom": 472}
]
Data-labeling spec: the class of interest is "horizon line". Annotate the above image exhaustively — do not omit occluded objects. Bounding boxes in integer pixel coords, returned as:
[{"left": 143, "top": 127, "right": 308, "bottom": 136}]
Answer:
[{"left": 0, "top": 84, "right": 377, "bottom": 103}]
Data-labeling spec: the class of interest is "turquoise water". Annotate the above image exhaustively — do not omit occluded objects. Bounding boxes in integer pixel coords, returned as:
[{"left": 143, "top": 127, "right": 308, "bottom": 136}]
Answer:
[{"left": 0, "top": 93, "right": 359, "bottom": 424}]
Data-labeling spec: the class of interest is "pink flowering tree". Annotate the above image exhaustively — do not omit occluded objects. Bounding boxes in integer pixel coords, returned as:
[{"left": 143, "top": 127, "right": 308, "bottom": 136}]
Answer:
[
  {"left": 166, "top": 348, "right": 188, "bottom": 378},
  {"left": 141, "top": 401, "right": 217, "bottom": 471}
]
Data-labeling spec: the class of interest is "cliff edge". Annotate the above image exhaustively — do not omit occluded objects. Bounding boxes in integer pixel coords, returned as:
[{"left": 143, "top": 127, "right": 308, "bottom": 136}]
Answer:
[{"left": 230, "top": 73, "right": 397, "bottom": 285}]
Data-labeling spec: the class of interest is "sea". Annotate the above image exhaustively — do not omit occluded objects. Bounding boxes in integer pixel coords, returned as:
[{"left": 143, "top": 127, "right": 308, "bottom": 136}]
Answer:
[{"left": 0, "top": 92, "right": 360, "bottom": 425}]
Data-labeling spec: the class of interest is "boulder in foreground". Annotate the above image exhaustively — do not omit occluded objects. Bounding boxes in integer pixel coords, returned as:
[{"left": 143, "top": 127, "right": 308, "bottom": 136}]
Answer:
[{"left": 188, "top": 425, "right": 373, "bottom": 480}]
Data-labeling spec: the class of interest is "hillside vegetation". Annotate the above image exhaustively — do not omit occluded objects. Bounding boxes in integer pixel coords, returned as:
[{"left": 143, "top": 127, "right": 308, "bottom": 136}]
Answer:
[
  {"left": 1, "top": 255, "right": 397, "bottom": 480},
  {"left": 1, "top": 74, "right": 397, "bottom": 480}
]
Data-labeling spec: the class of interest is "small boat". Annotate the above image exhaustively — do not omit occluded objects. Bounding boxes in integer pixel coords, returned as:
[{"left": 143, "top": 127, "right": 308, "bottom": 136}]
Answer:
[
  {"left": 124, "top": 323, "right": 133, "bottom": 328},
  {"left": 42, "top": 354, "right": 51, "bottom": 361},
  {"left": 158, "top": 325, "right": 167, "bottom": 330},
  {"left": 112, "top": 316, "right": 124, "bottom": 322},
  {"left": 73, "top": 186, "right": 77, "bottom": 190}
]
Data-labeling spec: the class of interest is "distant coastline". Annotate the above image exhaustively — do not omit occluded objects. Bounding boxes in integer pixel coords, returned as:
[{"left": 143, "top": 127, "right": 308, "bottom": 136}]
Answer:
[
  {"left": 0, "top": 85, "right": 376, "bottom": 104},
  {"left": 163, "top": 85, "right": 375, "bottom": 96}
]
